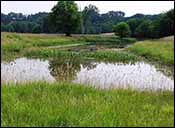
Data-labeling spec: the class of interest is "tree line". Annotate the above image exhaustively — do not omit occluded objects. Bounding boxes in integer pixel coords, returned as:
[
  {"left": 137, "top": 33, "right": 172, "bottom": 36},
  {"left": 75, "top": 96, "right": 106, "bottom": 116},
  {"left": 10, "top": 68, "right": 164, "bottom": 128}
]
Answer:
[{"left": 1, "top": 1, "right": 174, "bottom": 38}]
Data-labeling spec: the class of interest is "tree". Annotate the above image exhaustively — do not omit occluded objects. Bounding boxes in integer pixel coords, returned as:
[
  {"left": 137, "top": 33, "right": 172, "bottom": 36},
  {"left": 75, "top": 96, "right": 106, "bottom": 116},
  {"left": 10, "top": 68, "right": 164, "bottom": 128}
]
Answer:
[
  {"left": 26, "top": 22, "right": 37, "bottom": 33},
  {"left": 135, "top": 20, "right": 152, "bottom": 38},
  {"left": 113, "top": 22, "right": 131, "bottom": 38},
  {"left": 32, "top": 25, "right": 41, "bottom": 33},
  {"left": 1, "top": 8, "right": 173, "bottom": 36},
  {"left": 49, "top": 1, "right": 81, "bottom": 36},
  {"left": 41, "top": 16, "right": 50, "bottom": 33},
  {"left": 158, "top": 9, "right": 174, "bottom": 37},
  {"left": 149, "top": 19, "right": 161, "bottom": 38},
  {"left": 1, "top": 23, "right": 7, "bottom": 32},
  {"left": 6, "top": 24, "right": 15, "bottom": 32},
  {"left": 82, "top": 4, "right": 99, "bottom": 34},
  {"left": 127, "top": 18, "right": 143, "bottom": 37}
]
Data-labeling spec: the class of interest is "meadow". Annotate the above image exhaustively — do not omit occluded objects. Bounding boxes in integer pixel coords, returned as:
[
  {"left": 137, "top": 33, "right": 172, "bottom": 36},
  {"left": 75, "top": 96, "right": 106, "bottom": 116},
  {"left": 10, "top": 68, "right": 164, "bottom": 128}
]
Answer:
[
  {"left": 1, "top": 32, "right": 136, "bottom": 61},
  {"left": 127, "top": 36, "right": 174, "bottom": 66},
  {"left": 1, "top": 32, "right": 174, "bottom": 127},
  {"left": 2, "top": 82, "right": 174, "bottom": 127}
]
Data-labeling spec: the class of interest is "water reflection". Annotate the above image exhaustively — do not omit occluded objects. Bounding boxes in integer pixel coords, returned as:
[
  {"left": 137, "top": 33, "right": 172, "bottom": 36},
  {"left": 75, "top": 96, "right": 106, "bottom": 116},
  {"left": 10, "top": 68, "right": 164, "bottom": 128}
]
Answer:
[
  {"left": 1, "top": 57, "right": 174, "bottom": 91},
  {"left": 49, "top": 57, "right": 97, "bottom": 81},
  {"left": 1, "top": 58, "right": 55, "bottom": 84},
  {"left": 73, "top": 62, "right": 174, "bottom": 91}
]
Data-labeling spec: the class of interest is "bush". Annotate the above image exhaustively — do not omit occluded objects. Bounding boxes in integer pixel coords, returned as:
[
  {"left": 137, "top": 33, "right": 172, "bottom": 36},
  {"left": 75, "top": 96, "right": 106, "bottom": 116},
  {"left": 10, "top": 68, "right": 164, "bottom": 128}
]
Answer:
[
  {"left": 32, "top": 25, "right": 41, "bottom": 33},
  {"left": 135, "top": 20, "right": 152, "bottom": 38},
  {"left": 113, "top": 22, "right": 131, "bottom": 38},
  {"left": 127, "top": 18, "right": 143, "bottom": 37},
  {"left": 6, "top": 24, "right": 15, "bottom": 32}
]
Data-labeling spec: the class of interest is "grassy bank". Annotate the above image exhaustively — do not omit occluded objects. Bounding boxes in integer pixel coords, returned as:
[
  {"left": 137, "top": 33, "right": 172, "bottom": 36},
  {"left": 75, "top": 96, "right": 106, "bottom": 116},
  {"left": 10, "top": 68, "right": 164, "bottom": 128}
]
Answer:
[
  {"left": 1, "top": 82, "right": 174, "bottom": 127},
  {"left": 1, "top": 32, "right": 136, "bottom": 61},
  {"left": 127, "top": 36, "right": 174, "bottom": 66}
]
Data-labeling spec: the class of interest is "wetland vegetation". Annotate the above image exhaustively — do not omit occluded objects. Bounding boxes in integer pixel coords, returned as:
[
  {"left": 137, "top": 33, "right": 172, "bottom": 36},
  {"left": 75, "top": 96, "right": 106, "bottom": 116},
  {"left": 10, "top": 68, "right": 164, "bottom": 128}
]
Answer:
[
  {"left": 1, "top": 1, "right": 174, "bottom": 127},
  {"left": 1, "top": 32, "right": 174, "bottom": 127}
]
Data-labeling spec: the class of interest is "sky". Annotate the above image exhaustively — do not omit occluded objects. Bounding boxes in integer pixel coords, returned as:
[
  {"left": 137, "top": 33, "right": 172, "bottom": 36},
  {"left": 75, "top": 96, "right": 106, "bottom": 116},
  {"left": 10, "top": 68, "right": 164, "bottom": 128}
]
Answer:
[{"left": 1, "top": 1, "right": 174, "bottom": 17}]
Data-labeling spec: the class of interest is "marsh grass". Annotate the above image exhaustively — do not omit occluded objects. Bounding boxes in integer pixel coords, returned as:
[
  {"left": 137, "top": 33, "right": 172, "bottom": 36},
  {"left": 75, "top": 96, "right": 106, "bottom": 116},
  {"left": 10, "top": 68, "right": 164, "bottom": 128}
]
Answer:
[
  {"left": 1, "top": 32, "right": 136, "bottom": 61},
  {"left": 127, "top": 36, "right": 174, "bottom": 66},
  {"left": 1, "top": 82, "right": 174, "bottom": 127},
  {"left": 24, "top": 48, "right": 139, "bottom": 63}
]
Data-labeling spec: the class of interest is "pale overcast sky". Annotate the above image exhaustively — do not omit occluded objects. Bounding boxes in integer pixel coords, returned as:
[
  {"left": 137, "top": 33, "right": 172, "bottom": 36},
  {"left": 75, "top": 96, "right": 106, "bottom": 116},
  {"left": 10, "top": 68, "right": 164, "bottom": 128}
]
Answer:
[{"left": 1, "top": 1, "right": 174, "bottom": 17}]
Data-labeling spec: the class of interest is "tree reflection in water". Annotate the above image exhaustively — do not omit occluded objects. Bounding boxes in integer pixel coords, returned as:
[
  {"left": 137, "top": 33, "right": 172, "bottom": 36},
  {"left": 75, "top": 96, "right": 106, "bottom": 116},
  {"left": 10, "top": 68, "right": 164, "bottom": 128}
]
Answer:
[{"left": 49, "top": 57, "right": 97, "bottom": 82}]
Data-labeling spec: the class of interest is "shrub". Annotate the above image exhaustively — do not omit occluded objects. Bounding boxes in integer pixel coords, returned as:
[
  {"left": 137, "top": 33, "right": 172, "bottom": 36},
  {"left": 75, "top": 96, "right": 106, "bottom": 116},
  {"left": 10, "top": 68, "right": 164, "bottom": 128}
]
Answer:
[{"left": 113, "top": 22, "right": 131, "bottom": 38}]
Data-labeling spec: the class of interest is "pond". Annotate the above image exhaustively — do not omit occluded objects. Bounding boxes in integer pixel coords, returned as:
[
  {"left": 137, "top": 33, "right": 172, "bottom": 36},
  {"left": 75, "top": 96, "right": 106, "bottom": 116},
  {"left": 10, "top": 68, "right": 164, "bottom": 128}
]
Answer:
[
  {"left": 1, "top": 57, "right": 174, "bottom": 91},
  {"left": 1, "top": 58, "right": 55, "bottom": 84}
]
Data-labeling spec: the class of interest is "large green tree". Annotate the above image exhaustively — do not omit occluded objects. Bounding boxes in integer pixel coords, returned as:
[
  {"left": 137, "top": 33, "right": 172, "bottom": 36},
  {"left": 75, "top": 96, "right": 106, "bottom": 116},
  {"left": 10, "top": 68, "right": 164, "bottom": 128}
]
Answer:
[
  {"left": 82, "top": 4, "right": 100, "bottom": 34},
  {"left": 113, "top": 22, "right": 131, "bottom": 38},
  {"left": 135, "top": 20, "right": 152, "bottom": 38},
  {"left": 127, "top": 18, "right": 143, "bottom": 37},
  {"left": 159, "top": 9, "right": 174, "bottom": 37},
  {"left": 49, "top": 1, "right": 81, "bottom": 36}
]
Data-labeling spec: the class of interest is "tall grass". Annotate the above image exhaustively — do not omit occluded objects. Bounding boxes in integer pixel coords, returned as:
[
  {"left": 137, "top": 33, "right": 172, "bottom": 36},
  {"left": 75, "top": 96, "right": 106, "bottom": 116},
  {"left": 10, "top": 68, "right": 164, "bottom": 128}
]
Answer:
[
  {"left": 127, "top": 36, "right": 174, "bottom": 66},
  {"left": 1, "top": 82, "right": 174, "bottom": 127},
  {"left": 24, "top": 48, "right": 139, "bottom": 63}
]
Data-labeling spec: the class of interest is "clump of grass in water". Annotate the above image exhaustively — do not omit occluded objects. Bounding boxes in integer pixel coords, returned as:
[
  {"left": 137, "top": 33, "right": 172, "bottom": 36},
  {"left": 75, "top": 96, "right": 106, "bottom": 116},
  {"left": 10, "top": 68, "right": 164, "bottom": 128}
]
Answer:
[{"left": 24, "top": 48, "right": 139, "bottom": 63}]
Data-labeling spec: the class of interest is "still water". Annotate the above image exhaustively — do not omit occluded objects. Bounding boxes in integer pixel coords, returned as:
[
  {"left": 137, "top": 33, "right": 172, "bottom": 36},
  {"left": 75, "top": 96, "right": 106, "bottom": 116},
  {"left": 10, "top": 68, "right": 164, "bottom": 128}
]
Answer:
[
  {"left": 1, "top": 57, "right": 174, "bottom": 91},
  {"left": 1, "top": 58, "right": 55, "bottom": 84}
]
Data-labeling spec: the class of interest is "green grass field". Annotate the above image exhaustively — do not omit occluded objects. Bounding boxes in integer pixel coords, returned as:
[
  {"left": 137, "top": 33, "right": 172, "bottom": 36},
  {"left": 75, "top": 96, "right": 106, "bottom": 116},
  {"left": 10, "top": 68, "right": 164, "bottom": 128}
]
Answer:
[
  {"left": 127, "top": 36, "right": 174, "bottom": 66},
  {"left": 1, "top": 82, "right": 174, "bottom": 127}
]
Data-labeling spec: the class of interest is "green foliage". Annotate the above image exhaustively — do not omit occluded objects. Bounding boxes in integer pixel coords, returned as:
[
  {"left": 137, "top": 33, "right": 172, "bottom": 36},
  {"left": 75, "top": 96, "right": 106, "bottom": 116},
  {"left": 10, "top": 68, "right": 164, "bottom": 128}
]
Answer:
[
  {"left": 1, "top": 6, "right": 162, "bottom": 34},
  {"left": 82, "top": 4, "right": 100, "bottom": 34},
  {"left": 1, "top": 7, "right": 173, "bottom": 37},
  {"left": 6, "top": 21, "right": 38, "bottom": 33},
  {"left": 32, "top": 25, "right": 41, "bottom": 33},
  {"left": 129, "top": 9, "right": 174, "bottom": 39},
  {"left": 41, "top": 17, "right": 48, "bottom": 33},
  {"left": 1, "top": 82, "right": 174, "bottom": 127},
  {"left": 158, "top": 9, "right": 174, "bottom": 37},
  {"left": 127, "top": 18, "right": 143, "bottom": 37},
  {"left": 1, "top": 23, "right": 7, "bottom": 32},
  {"left": 6, "top": 24, "right": 15, "bottom": 32},
  {"left": 49, "top": 1, "right": 81, "bottom": 36},
  {"left": 135, "top": 20, "right": 152, "bottom": 38},
  {"left": 24, "top": 49, "right": 138, "bottom": 63},
  {"left": 113, "top": 22, "right": 131, "bottom": 38}
]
